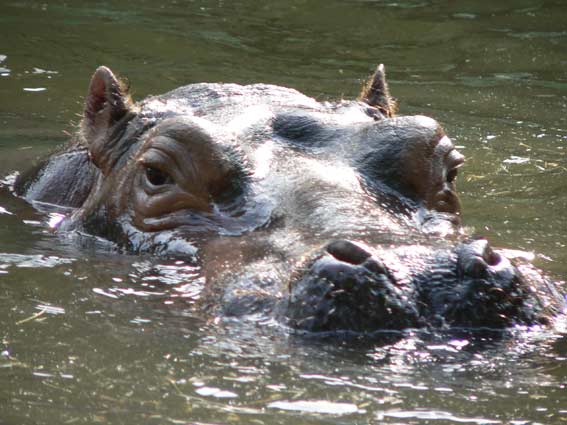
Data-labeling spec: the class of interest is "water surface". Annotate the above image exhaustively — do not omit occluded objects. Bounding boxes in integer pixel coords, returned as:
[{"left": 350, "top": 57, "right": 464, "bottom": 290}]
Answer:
[{"left": 1, "top": 1, "right": 566, "bottom": 423}]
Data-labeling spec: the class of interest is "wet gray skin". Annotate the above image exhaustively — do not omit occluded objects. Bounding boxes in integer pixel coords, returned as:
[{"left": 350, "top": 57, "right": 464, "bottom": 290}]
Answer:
[{"left": 14, "top": 66, "right": 565, "bottom": 335}]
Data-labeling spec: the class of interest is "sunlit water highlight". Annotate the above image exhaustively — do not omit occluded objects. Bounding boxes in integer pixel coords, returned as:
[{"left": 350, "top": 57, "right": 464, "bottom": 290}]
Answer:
[{"left": 0, "top": 0, "right": 566, "bottom": 424}]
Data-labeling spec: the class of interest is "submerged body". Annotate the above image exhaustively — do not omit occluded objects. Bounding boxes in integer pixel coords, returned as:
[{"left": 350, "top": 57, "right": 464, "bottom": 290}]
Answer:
[{"left": 14, "top": 66, "right": 565, "bottom": 334}]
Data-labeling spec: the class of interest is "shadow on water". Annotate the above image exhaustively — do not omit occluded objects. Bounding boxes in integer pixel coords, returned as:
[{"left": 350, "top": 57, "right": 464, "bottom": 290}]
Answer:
[{"left": 1, "top": 0, "right": 567, "bottom": 424}]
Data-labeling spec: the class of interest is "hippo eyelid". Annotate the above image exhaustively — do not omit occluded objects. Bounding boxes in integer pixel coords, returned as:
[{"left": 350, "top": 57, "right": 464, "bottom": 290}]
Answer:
[
  {"left": 137, "top": 147, "right": 178, "bottom": 177},
  {"left": 445, "top": 148, "right": 464, "bottom": 180},
  {"left": 448, "top": 149, "right": 465, "bottom": 166}
]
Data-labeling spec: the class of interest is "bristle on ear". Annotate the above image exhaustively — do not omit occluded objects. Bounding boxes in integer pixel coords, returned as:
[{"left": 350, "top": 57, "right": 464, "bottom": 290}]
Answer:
[{"left": 359, "top": 64, "right": 398, "bottom": 118}]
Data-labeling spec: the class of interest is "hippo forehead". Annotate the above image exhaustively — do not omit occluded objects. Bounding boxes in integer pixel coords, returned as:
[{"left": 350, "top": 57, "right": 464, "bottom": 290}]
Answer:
[{"left": 138, "top": 83, "right": 325, "bottom": 124}]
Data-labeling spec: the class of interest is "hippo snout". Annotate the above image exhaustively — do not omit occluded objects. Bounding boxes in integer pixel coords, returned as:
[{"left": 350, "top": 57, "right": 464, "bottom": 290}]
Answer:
[
  {"left": 286, "top": 238, "right": 556, "bottom": 334},
  {"left": 438, "top": 239, "right": 549, "bottom": 328},
  {"left": 286, "top": 240, "right": 420, "bottom": 333}
]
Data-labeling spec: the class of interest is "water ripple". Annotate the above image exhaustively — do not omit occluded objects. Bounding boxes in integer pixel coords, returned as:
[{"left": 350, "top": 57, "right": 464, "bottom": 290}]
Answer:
[
  {"left": 0, "top": 253, "right": 74, "bottom": 269},
  {"left": 380, "top": 409, "right": 501, "bottom": 423}
]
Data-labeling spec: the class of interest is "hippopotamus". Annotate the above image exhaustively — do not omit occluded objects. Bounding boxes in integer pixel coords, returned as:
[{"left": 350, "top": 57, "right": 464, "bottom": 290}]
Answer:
[{"left": 13, "top": 65, "right": 565, "bottom": 335}]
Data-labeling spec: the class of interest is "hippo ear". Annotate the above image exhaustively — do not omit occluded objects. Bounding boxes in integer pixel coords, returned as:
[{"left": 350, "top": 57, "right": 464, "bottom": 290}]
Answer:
[
  {"left": 82, "top": 66, "right": 133, "bottom": 175},
  {"left": 359, "top": 64, "right": 397, "bottom": 118}
]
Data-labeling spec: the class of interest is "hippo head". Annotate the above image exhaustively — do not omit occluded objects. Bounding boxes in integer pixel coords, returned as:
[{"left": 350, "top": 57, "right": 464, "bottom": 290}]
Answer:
[{"left": 26, "top": 65, "right": 564, "bottom": 334}]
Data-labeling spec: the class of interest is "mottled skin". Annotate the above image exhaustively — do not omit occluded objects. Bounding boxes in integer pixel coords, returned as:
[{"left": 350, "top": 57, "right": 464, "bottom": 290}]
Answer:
[{"left": 14, "top": 66, "right": 565, "bottom": 334}]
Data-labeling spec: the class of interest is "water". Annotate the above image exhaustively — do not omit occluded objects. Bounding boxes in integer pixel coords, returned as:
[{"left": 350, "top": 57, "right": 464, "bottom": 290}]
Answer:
[{"left": 1, "top": 0, "right": 567, "bottom": 423}]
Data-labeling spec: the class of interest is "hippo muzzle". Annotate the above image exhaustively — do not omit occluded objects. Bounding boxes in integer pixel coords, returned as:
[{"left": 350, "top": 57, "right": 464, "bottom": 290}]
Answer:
[{"left": 287, "top": 239, "right": 554, "bottom": 333}]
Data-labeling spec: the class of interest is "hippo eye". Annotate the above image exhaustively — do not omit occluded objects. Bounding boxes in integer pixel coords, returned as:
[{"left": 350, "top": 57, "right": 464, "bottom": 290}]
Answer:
[
  {"left": 145, "top": 166, "right": 172, "bottom": 187},
  {"left": 446, "top": 168, "right": 459, "bottom": 183}
]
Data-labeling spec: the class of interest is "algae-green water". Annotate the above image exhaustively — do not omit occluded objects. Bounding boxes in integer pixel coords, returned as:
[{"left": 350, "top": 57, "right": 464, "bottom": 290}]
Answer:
[{"left": 1, "top": 1, "right": 566, "bottom": 423}]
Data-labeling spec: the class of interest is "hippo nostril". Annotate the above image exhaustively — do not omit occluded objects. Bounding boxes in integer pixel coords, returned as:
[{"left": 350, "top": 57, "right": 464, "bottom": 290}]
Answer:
[
  {"left": 483, "top": 245, "right": 501, "bottom": 266},
  {"left": 363, "top": 258, "right": 387, "bottom": 274},
  {"left": 459, "top": 239, "right": 504, "bottom": 279},
  {"left": 326, "top": 240, "right": 371, "bottom": 265},
  {"left": 464, "top": 257, "right": 489, "bottom": 279}
]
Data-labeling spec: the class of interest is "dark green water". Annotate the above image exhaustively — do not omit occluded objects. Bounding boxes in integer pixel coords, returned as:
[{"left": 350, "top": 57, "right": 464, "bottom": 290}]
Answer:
[{"left": 1, "top": 1, "right": 567, "bottom": 423}]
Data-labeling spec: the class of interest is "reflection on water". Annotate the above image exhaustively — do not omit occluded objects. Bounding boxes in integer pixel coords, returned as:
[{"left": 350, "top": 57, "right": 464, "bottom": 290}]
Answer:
[
  {"left": 0, "top": 252, "right": 74, "bottom": 268},
  {"left": 1, "top": 0, "right": 566, "bottom": 424}
]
